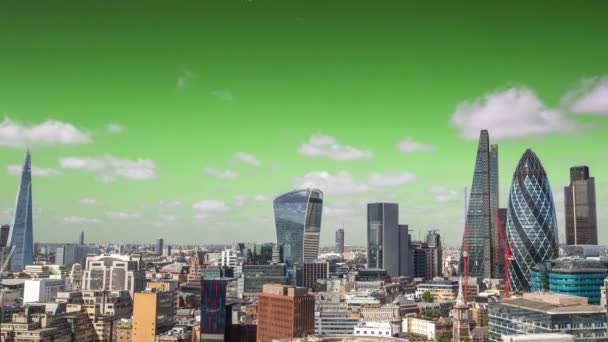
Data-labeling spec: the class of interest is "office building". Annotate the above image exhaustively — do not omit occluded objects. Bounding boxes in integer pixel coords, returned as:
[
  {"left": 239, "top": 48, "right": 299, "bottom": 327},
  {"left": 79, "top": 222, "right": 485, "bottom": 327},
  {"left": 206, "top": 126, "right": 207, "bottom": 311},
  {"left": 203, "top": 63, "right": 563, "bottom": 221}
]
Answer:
[
  {"left": 82, "top": 254, "right": 145, "bottom": 295},
  {"left": 132, "top": 290, "right": 175, "bottom": 342},
  {"left": 335, "top": 229, "right": 345, "bottom": 255},
  {"left": 398, "top": 224, "right": 412, "bottom": 277},
  {"left": 0, "top": 224, "right": 9, "bottom": 247},
  {"left": 315, "top": 296, "right": 359, "bottom": 335},
  {"left": 564, "top": 166, "right": 598, "bottom": 245},
  {"left": 56, "top": 244, "right": 88, "bottom": 267},
  {"left": 220, "top": 249, "right": 240, "bottom": 268},
  {"left": 302, "top": 262, "right": 329, "bottom": 290},
  {"left": 23, "top": 278, "right": 67, "bottom": 303},
  {"left": 501, "top": 334, "right": 575, "bottom": 342},
  {"left": 238, "top": 264, "right": 288, "bottom": 297},
  {"left": 426, "top": 230, "right": 442, "bottom": 278},
  {"left": 462, "top": 130, "right": 499, "bottom": 279},
  {"left": 368, "top": 203, "right": 410, "bottom": 277},
  {"left": 415, "top": 279, "right": 459, "bottom": 302},
  {"left": 489, "top": 293, "right": 608, "bottom": 342},
  {"left": 7, "top": 149, "right": 34, "bottom": 271},
  {"left": 163, "top": 245, "right": 172, "bottom": 257},
  {"left": 530, "top": 257, "right": 608, "bottom": 304},
  {"left": 273, "top": 188, "right": 323, "bottom": 269},
  {"left": 200, "top": 279, "right": 228, "bottom": 340},
  {"left": 411, "top": 241, "right": 430, "bottom": 279},
  {"left": 0, "top": 306, "right": 72, "bottom": 341},
  {"left": 257, "top": 284, "right": 315, "bottom": 342},
  {"left": 506, "top": 149, "right": 559, "bottom": 292},
  {"left": 79, "top": 230, "right": 85, "bottom": 245},
  {"left": 354, "top": 321, "right": 396, "bottom": 337},
  {"left": 494, "top": 208, "right": 508, "bottom": 279},
  {"left": 156, "top": 238, "right": 164, "bottom": 256}
]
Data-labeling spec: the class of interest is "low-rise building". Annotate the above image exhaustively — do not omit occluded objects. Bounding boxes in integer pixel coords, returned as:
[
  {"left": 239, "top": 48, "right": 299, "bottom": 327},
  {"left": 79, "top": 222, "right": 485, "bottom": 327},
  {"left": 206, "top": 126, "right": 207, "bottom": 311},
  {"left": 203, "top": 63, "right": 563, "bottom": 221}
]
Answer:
[
  {"left": 23, "top": 278, "right": 67, "bottom": 303},
  {"left": 501, "top": 333, "right": 575, "bottom": 342},
  {"left": 354, "top": 321, "right": 396, "bottom": 338}
]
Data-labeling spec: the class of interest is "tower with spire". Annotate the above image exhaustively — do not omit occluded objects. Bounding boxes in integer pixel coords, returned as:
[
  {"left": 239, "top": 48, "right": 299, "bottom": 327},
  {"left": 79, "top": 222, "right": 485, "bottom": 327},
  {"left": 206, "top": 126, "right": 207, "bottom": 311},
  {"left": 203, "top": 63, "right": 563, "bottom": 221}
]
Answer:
[
  {"left": 8, "top": 149, "right": 34, "bottom": 271},
  {"left": 452, "top": 277, "right": 471, "bottom": 341}
]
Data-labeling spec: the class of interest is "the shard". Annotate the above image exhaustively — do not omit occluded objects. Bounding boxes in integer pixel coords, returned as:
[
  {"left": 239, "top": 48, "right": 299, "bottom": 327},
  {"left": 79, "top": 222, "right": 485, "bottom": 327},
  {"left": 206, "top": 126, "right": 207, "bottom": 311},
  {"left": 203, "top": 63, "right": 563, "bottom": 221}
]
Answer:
[
  {"left": 8, "top": 149, "right": 34, "bottom": 271},
  {"left": 506, "top": 149, "right": 559, "bottom": 292},
  {"left": 462, "top": 130, "right": 499, "bottom": 279}
]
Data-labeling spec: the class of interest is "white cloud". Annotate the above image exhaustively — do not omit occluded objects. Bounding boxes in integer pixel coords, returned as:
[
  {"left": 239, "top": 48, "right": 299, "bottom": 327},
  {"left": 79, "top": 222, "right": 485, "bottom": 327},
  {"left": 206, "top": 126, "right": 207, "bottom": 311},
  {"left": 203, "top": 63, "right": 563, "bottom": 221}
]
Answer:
[
  {"left": 324, "top": 205, "right": 355, "bottom": 217},
  {"left": 59, "top": 155, "right": 157, "bottom": 181},
  {"left": 63, "top": 216, "right": 100, "bottom": 224},
  {"left": 234, "top": 195, "right": 247, "bottom": 207},
  {"left": 159, "top": 214, "right": 177, "bottom": 222},
  {"left": 161, "top": 200, "right": 182, "bottom": 209},
  {"left": 451, "top": 87, "right": 578, "bottom": 140},
  {"left": 234, "top": 152, "right": 261, "bottom": 166},
  {"left": 192, "top": 200, "right": 230, "bottom": 212},
  {"left": 293, "top": 170, "right": 417, "bottom": 196},
  {"left": 7, "top": 164, "right": 61, "bottom": 177},
  {"left": 204, "top": 167, "right": 239, "bottom": 180},
  {"left": 397, "top": 137, "right": 436, "bottom": 153},
  {"left": 565, "top": 77, "right": 608, "bottom": 115},
  {"left": 79, "top": 198, "right": 97, "bottom": 205},
  {"left": 254, "top": 194, "right": 270, "bottom": 201},
  {"left": 106, "top": 123, "right": 125, "bottom": 134},
  {"left": 299, "top": 134, "right": 372, "bottom": 160},
  {"left": 0, "top": 117, "right": 91, "bottom": 147},
  {"left": 177, "top": 70, "right": 197, "bottom": 89},
  {"left": 106, "top": 211, "right": 142, "bottom": 220},
  {"left": 428, "top": 185, "right": 459, "bottom": 203},
  {"left": 209, "top": 90, "right": 234, "bottom": 101}
]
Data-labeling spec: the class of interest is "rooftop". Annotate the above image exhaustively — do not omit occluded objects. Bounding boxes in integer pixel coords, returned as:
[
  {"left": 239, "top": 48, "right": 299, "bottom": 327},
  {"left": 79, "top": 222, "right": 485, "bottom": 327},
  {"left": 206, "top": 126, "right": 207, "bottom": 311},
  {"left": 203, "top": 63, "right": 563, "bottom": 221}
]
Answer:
[
  {"left": 501, "top": 293, "right": 604, "bottom": 314},
  {"left": 273, "top": 336, "right": 408, "bottom": 342}
]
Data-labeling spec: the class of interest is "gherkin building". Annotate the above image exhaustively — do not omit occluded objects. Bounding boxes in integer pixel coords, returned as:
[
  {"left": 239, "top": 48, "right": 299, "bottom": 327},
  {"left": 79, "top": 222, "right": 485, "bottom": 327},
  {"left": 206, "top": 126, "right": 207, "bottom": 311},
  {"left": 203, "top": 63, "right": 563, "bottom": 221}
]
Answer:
[{"left": 506, "top": 149, "right": 559, "bottom": 293}]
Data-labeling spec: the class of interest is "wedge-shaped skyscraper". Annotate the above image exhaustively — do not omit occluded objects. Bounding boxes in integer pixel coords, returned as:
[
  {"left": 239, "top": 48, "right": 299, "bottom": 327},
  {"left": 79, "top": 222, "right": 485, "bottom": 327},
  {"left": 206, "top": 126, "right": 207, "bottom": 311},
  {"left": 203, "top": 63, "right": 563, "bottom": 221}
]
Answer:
[
  {"left": 8, "top": 149, "right": 34, "bottom": 271},
  {"left": 506, "top": 149, "right": 559, "bottom": 292},
  {"left": 462, "top": 130, "right": 499, "bottom": 279},
  {"left": 273, "top": 188, "right": 323, "bottom": 269}
]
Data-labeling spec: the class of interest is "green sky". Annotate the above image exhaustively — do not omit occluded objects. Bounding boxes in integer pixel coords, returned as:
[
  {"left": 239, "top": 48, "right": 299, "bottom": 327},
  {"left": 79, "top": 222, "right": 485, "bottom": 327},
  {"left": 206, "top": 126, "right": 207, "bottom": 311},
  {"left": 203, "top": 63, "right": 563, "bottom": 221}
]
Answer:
[{"left": 1, "top": 1, "right": 607, "bottom": 246}]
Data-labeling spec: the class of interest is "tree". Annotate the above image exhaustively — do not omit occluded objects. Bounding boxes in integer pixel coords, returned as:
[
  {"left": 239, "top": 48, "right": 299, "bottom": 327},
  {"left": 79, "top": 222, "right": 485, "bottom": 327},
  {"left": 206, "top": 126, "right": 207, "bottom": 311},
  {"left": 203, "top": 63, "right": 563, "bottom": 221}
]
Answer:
[
  {"left": 437, "top": 331, "right": 453, "bottom": 342},
  {"left": 422, "top": 290, "right": 434, "bottom": 303}
]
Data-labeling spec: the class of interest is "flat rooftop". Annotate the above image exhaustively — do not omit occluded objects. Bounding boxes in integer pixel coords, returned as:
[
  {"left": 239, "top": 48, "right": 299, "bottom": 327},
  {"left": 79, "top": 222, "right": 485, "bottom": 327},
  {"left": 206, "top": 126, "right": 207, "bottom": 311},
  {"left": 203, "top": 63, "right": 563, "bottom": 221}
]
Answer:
[
  {"left": 500, "top": 293, "right": 604, "bottom": 314},
  {"left": 273, "top": 336, "right": 408, "bottom": 342}
]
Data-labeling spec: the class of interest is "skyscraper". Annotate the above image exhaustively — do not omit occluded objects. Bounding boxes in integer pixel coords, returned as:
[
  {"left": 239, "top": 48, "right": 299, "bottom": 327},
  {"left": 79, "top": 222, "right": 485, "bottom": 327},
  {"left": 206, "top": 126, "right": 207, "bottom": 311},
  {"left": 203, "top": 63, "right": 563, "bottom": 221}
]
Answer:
[
  {"left": 462, "top": 130, "right": 498, "bottom": 279},
  {"left": 507, "top": 149, "right": 559, "bottom": 292},
  {"left": 490, "top": 144, "right": 501, "bottom": 278},
  {"left": 79, "top": 230, "right": 84, "bottom": 245},
  {"left": 200, "top": 279, "right": 228, "bottom": 340},
  {"left": 273, "top": 188, "right": 323, "bottom": 269},
  {"left": 156, "top": 238, "right": 164, "bottom": 256},
  {"left": 399, "top": 224, "right": 413, "bottom": 277},
  {"left": 367, "top": 203, "right": 406, "bottom": 277},
  {"left": 426, "top": 229, "right": 442, "bottom": 278},
  {"left": 8, "top": 149, "right": 34, "bottom": 272},
  {"left": 564, "top": 166, "right": 598, "bottom": 245},
  {"left": 335, "top": 228, "right": 345, "bottom": 255}
]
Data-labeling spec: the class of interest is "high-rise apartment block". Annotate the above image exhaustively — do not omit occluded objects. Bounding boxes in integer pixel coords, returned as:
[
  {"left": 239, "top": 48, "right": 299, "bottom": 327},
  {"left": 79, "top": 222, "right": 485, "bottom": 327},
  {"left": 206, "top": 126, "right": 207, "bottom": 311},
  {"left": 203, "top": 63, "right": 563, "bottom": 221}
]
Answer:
[
  {"left": 8, "top": 149, "right": 34, "bottom": 271},
  {"left": 564, "top": 166, "right": 598, "bottom": 245},
  {"left": 367, "top": 203, "right": 411, "bottom": 277},
  {"left": 132, "top": 290, "right": 175, "bottom": 342},
  {"left": 335, "top": 228, "right": 345, "bottom": 255},
  {"left": 257, "top": 284, "right": 314, "bottom": 342}
]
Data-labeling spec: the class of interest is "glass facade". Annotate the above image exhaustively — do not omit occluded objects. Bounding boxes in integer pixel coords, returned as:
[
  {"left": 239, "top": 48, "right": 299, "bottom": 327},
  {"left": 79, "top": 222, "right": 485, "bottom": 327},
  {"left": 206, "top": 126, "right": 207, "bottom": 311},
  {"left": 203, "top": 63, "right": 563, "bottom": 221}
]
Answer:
[
  {"left": 488, "top": 294, "right": 608, "bottom": 342},
  {"left": 8, "top": 149, "right": 34, "bottom": 272},
  {"left": 201, "top": 279, "right": 228, "bottom": 336},
  {"left": 530, "top": 258, "right": 608, "bottom": 304},
  {"left": 565, "top": 166, "right": 598, "bottom": 245},
  {"left": 367, "top": 203, "right": 400, "bottom": 277},
  {"left": 506, "top": 149, "right": 559, "bottom": 293},
  {"left": 462, "top": 130, "right": 497, "bottom": 279},
  {"left": 273, "top": 188, "right": 323, "bottom": 268}
]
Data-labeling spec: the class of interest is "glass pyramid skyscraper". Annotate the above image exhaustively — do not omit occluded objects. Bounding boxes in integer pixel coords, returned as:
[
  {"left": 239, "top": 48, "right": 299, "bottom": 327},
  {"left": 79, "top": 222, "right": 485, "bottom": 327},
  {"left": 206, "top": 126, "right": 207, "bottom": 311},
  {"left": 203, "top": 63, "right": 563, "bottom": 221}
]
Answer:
[
  {"left": 8, "top": 149, "right": 34, "bottom": 271},
  {"left": 506, "top": 149, "right": 559, "bottom": 292}
]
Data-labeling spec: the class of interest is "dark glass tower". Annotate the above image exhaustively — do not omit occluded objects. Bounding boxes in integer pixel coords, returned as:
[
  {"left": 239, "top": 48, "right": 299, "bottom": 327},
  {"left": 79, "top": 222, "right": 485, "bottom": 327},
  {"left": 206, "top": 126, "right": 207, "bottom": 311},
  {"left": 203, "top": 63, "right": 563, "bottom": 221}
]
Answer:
[
  {"left": 273, "top": 188, "right": 323, "bottom": 268},
  {"left": 335, "top": 228, "right": 345, "bottom": 255},
  {"left": 462, "top": 130, "right": 498, "bottom": 279},
  {"left": 506, "top": 149, "right": 559, "bottom": 293},
  {"left": 564, "top": 166, "right": 597, "bottom": 245},
  {"left": 367, "top": 203, "right": 409, "bottom": 277}
]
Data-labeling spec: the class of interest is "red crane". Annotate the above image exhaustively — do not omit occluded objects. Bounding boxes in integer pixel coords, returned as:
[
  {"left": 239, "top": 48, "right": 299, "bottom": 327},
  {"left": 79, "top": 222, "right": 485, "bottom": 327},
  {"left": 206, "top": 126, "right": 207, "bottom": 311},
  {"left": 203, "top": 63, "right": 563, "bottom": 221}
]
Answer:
[
  {"left": 462, "top": 187, "right": 469, "bottom": 303},
  {"left": 493, "top": 207, "right": 513, "bottom": 298}
]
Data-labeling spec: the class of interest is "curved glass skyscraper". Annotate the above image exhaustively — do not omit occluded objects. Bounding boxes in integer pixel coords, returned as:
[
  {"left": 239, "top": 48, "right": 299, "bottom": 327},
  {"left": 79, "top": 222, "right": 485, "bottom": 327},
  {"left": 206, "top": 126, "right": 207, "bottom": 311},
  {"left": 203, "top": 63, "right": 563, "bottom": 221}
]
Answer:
[
  {"left": 506, "top": 149, "right": 559, "bottom": 293},
  {"left": 273, "top": 188, "right": 323, "bottom": 268}
]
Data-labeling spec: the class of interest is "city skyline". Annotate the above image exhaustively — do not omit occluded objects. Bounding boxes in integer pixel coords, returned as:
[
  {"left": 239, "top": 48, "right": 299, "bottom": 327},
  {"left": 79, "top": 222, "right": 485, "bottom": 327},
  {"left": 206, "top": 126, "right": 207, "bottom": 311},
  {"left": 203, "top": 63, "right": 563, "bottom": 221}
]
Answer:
[{"left": 1, "top": 2, "right": 608, "bottom": 245}]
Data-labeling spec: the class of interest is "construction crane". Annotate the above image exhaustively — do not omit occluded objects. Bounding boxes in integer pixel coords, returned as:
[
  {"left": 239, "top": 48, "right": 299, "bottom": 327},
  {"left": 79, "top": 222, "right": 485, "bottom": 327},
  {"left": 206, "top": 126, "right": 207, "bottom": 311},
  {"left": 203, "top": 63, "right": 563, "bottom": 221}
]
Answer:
[
  {"left": 0, "top": 246, "right": 16, "bottom": 274},
  {"left": 462, "top": 187, "right": 469, "bottom": 303},
  {"left": 493, "top": 207, "right": 513, "bottom": 298}
]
